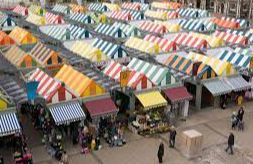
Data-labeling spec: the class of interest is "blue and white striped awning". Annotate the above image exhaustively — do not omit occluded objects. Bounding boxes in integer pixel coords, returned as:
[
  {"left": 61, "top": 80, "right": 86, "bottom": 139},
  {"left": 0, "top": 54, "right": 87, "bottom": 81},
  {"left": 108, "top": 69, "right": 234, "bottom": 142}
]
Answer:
[
  {"left": 234, "top": 47, "right": 251, "bottom": 56},
  {"left": 49, "top": 101, "right": 86, "bottom": 126},
  {"left": 178, "top": 8, "right": 209, "bottom": 18},
  {"left": 126, "top": 10, "right": 145, "bottom": 20},
  {"left": 112, "top": 22, "right": 140, "bottom": 37},
  {"left": 95, "top": 23, "right": 127, "bottom": 38},
  {"left": 92, "top": 38, "right": 127, "bottom": 59},
  {"left": 179, "top": 19, "right": 216, "bottom": 32},
  {"left": 0, "top": 112, "right": 21, "bottom": 137},
  {"left": 88, "top": 3, "right": 108, "bottom": 12},
  {"left": 69, "top": 13, "right": 96, "bottom": 24},
  {"left": 216, "top": 50, "right": 251, "bottom": 69},
  {"left": 52, "top": 4, "right": 71, "bottom": 14},
  {"left": 226, "top": 29, "right": 253, "bottom": 42}
]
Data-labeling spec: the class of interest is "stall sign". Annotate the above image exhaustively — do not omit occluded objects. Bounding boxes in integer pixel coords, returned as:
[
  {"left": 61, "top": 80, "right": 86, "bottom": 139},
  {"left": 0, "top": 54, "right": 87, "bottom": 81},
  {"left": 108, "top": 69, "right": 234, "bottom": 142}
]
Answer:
[{"left": 120, "top": 70, "right": 131, "bottom": 87}]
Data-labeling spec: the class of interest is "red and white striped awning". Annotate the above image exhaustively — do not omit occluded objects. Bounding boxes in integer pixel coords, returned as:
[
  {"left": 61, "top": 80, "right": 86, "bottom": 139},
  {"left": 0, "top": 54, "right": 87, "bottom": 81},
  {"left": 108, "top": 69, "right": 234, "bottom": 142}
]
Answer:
[
  {"left": 144, "top": 34, "right": 177, "bottom": 52},
  {"left": 12, "top": 5, "right": 28, "bottom": 16},
  {"left": 138, "top": 21, "right": 167, "bottom": 34},
  {"left": 173, "top": 33, "right": 208, "bottom": 49},
  {"left": 103, "top": 61, "right": 153, "bottom": 90},
  {"left": 45, "top": 12, "right": 65, "bottom": 24},
  {"left": 109, "top": 11, "right": 132, "bottom": 21},
  {"left": 157, "top": 9, "right": 179, "bottom": 19},
  {"left": 121, "top": 2, "right": 141, "bottom": 11},
  {"left": 29, "top": 68, "right": 76, "bottom": 104},
  {"left": 213, "top": 31, "right": 249, "bottom": 45}
]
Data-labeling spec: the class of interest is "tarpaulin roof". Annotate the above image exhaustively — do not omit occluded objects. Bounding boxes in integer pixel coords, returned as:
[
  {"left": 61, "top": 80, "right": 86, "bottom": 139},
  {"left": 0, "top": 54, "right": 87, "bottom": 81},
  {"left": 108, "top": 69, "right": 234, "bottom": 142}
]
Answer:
[
  {"left": 211, "top": 18, "right": 240, "bottom": 29},
  {"left": 52, "top": 4, "right": 71, "bottom": 14},
  {"left": 84, "top": 97, "right": 118, "bottom": 118},
  {"left": 112, "top": 22, "right": 139, "bottom": 37},
  {"left": 12, "top": 5, "right": 28, "bottom": 16},
  {"left": 216, "top": 50, "right": 251, "bottom": 69},
  {"left": 125, "top": 36, "right": 160, "bottom": 54},
  {"left": 154, "top": 20, "right": 180, "bottom": 32},
  {"left": 49, "top": 101, "right": 85, "bottom": 125},
  {"left": 69, "top": 4, "right": 86, "bottom": 13},
  {"left": 189, "top": 32, "right": 224, "bottom": 48},
  {"left": 103, "top": 3, "right": 121, "bottom": 11},
  {"left": 29, "top": 68, "right": 77, "bottom": 103},
  {"left": 143, "top": 34, "right": 177, "bottom": 52},
  {"left": 179, "top": 18, "right": 216, "bottom": 32},
  {"left": 163, "top": 86, "right": 192, "bottom": 103},
  {"left": 88, "top": 3, "right": 108, "bottom": 12},
  {"left": 177, "top": 8, "right": 209, "bottom": 18},
  {"left": 135, "top": 90, "right": 167, "bottom": 110},
  {"left": 0, "top": 31, "right": 15, "bottom": 46},
  {"left": 103, "top": 61, "right": 153, "bottom": 90},
  {"left": 138, "top": 21, "right": 167, "bottom": 34},
  {"left": 203, "top": 75, "right": 251, "bottom": 96},
  {"left": 173, "top": 33, "right": 208, "bottom": 49},
  {"left": 42, "top": 24, "right": 92, "bottom": 40},
  {"left": 26, "top": 13, "right": 45, "bottom": 25},
  {"left": 3, "top": 45, "right": 36, "bottom": 68},
  {"left": 92, "top": 38, "right": 127, "bottom": 59},
  {"left": 94, "top": 23, "right": 127, "bottom": 38},
  {"left": 30, "top": 42, "right": 61, "bottom": 66},
  {"left": 213, "top": 31, "right": 249, "bottom": 45},
  {"left": 127, "top": 58, "right": 177, "bottom": 86},
  {"left": 187, "top": 52, "right": 236, "bottom": 76},
  {"left": 70, "top": 41, "right": 108, "bottom": 62},
  {"left": 122, "top": 2, "right": 149, "bottom": 11},
  {"left": 69, "top": 13, "right": 96, "bottom": 24},
  {"left": 221, "top": 17, "right": 249, "bottom": 29},
  {"left": 0, "top": 112, "right": 21, "bottom": 137},
  {"left": 164, "top": 54, "right": 217, "bottom": 79},
  {"left": 9, "top": 27, "right": 37, "bottom": 45},
  {"left": 55, "top": 65, "right": 105, "bottom": 97},
  {"left": 45, "top": 12, "right": 65, "bottom": 24}
]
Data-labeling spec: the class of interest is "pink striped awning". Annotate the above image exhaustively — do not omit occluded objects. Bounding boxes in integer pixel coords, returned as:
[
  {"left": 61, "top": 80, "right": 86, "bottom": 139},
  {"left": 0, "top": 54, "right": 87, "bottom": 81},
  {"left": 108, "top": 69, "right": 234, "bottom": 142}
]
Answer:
[
  {"left": 29, "top": 68, "right": 76, "bottom": 103},
  {"left": 12, "top": 5, "right": 28, "bottom": 16},
  {"left": 173, "top": 33, "right": 208, "bottom": 49},
  {"left": 109, "top": 11, "right": 132, "bottom": 21},
  {"left": 45, "top": 12, "right": 65, "bottom": 24},
  {"left": 121, "top": 2, "right": 141, "bottom": 11},
  {"left": 157, "top": 9, "right": 179, "bottom": 19},
  {"left": 213, "top": 31, "right": 249, "bottom": 45},
  {"left": 144, "top": 34, "right": 177, "bottom": 52},
  {"left": 139, "top": 21, "right": 167, "bottom": 34},
  {"left": 103, "top": 61, "right": 153, "bottom": 90}
]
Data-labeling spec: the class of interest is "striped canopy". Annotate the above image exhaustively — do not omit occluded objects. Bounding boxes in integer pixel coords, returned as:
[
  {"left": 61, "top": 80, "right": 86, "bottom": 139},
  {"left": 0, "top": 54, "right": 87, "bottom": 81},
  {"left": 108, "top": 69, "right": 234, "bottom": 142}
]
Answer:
[
  {"left": 0, "top": 112, "right": 21, "bottom": 137},
  {"left": 0, "top": 31, "right": 15, "bottom": 46},
  {"left": 177, "top": 8, "right": 209, "bottom": 18},
  {"left": 127, "top": 58, "right": 176, "bottom": 86},
  {"left": 28, "top": 5, "right": 45, "bottom": 15},
  {"left": 0, "top": 16, "right": 16, "bottom": 31},
  {"left": 45, "top": 12, "right": 65, "bottom": 24},
  {"left": 94, "top": 23, "right": 127, "bottom": 38},
  {"left": 216, "top": 50, "right": 251, "bottom": 69},
  {"left": 213, "top": 31, "right": 249, "bottom": 45},
  {"left": 179, "top": 19, "right": 216, "bottom": 32},
  {"left": 143, "top": 34, "right": 177, "bottom": 52},
  {"left": 125, "top": 36, "right": 160, "bottom": 54},
  {"left": 151, "top": 2, "right": 181, "bottom": 10},
  {"left": 69, "top": 13, "right": 96, "bottom": 24},
  {"left": 92, "top": 38, "right": 127, "bottom": 59},
  {"left": 9, "top": 27, "right": 37, "bottom": 45},
  {"left": 69, "top": 4, "right": 86, "bottom": 13},
  {"left": 211, "top": 17, "right": 240, "bottom": 29},
  {"left": 138, "top": 21, "right": 167, "bottom": 34},
  {"left": 154, "top": 20, "right": 180, "bottom": 32},
  {"left": 189, "top": 32, "right": 224, "bottom": 48},
  {"left": 173, "top": 33, "right": 208, "bottom": 49},
  {"left": 122, "top": 2, "right": 149, "bottom": 11},
  {"left": 221, "top": 17, "right": 249, "bottom": 29},
  {"left": 113, "top": 22, "right": 140, "bottom": 37},
  {"left": 234, "top": 47, "right": 251, "bottom": 56},
  {"left": 26, "top": 13, "right": 45, "bottom": 26},
  {"left": 226, "top": 29, "right": 253, "bottom": 43},
  {"left": 88, "top": 3, "right": 108, "bottom": 12},
  {"left": 187, "top": 52, "right": 236, "bottom": 76},
  {"left": 123, "top": 10, "right": 145, "bottom": 20},
  {"left": 103, "top": 61, "right": 153, "bottom": 90},
  {"left": 109, "top": 11, "right": 132, "bottom": 21},
  {"left": 103, "top": 3, "right": 121, "bottom": 11},
  {"left": 12, "top": 5, "right": 28, "bottom": 16},
  {"left": 49, "top": 101, "right": 86, "bottom": 125},
  {"left": 52, "top": 4, "right": 71, "bottom": 14},
  {"left": 164, "top": 54, "right": 216, "bottom": 79},
  {"left": 144, "top": 10, "right": 167, "bottom": 20}
]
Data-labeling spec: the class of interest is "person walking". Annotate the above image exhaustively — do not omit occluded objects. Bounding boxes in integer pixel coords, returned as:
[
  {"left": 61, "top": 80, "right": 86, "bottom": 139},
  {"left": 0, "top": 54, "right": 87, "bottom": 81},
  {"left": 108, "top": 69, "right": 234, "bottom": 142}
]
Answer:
[
  {"left": 225, "top": 133, "right": 235, "bottom": 155},
  {"left": 169, "top": 126, "right": 177, "bottom": 148},
  {"left": 157, "top": 141, "right": 164, "bottom": 163},
  {"left": 237, "top": 107, "right": 244, "bottom": 121}
]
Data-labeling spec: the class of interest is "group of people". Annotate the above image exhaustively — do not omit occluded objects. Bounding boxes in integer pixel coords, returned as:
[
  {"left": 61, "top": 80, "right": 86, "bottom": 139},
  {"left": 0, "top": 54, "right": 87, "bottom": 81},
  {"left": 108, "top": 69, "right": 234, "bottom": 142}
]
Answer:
[
  {"left": 157, "top": 126, "right": 177, "bottom": 163},
  {"left": 231, "top": 107, "right": 245, "bottom": 130}
]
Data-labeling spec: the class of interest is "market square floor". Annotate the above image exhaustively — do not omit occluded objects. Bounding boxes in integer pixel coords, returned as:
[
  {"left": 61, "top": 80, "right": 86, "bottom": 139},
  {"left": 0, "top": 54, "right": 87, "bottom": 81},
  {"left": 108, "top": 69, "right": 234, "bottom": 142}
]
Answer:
[{"left": 3, "top": 101, "right": 253, "bottom": 164}]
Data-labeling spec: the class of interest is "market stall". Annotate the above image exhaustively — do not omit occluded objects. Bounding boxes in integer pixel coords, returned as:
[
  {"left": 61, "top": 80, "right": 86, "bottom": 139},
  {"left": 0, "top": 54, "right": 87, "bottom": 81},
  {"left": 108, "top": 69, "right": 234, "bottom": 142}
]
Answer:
[
  {"left": 129, "top": 90, "right": 169, "bottom": 135},
  {"left": 0, "top": 31, "right": 15, "bottom": 46},
  {"left": 52, "top": 4, "right": 71, "bottom": 15},
  {"left": 88, "top": 3, "right": 108, "bottom": 12},
  {"left": 189, "top": 32, "right": 224, "bottom": 48},
  {"left": 3, "top": 46, "right": 37, "bottom": 68},
  {"left": 226, "top": 29, "right": 253, "bottom": 43},
  {"left": 94, "top": 23, "right": 127, "bottom": 38},
  {"left": 177, "top": 8, "right": 209, "bottom": 18},
  {"left": 124, "top": 10, "right": 145, "bottom": 20},
  {"left": 138, "top": 21, "right": 167, "bottom": 35},
  {"left": 103, "top": 3, "right": 121, "bottom": 11},
  {"left": 103, "top": 61, "right": 154, "bottom": 90},
  {"left": 213, "top": 31, "right": 249, "bottom": 45},
  {"left": 0, "top": 111, "right": 21, "bottom": 137},
  {"left": 0, "top": 91, "right": 11, "bottom": 111},
  {"left": 26, "top": 13, "right": 46, "bottom": 26},
  {"left": 112, "top": 22, "right": 140, "bottom": 37},
  {"left": 179, "top": 19, "right": 216, "bottom": 32},
  {"left": 109, "top": 11, "right": 132, "bottom": 21},
  {"left": 69, "top": 4, "right": 86, "bottom": 13},
  {"left": 220, "top": 17, "right": 249, "bottom": 29},
  {"left": 12, "top": 5, "right": 28, "bottom": 16},
  {"left": 211, "top": 18, "right": 240, "bottom": 29},
  {"left": 154, "top": 20, "right": 180, "bottom": 33},
  {"left": 45, "top": 12, "right": 65, "bottom": 25},
  {"left": 151, "top": 2, "right": 181, "bottom": 10},
  {"left": 0, "top": 16, "right": 16, "bottom": 31},
  {"left": 28, "top": 5, "right": 45, "bottom": 16},
  {"left": 121, "top": 2, "right": 149, "bottom": 11},
  {"left": 144, "top": 10, "right": 168, "bottom": 20},
  {"left": 55, "top": 64, "right": 106, "bottom": 97},
  {"left": 9, "top": 27, "right": 37, "bottom": 45},
  {"left": 69, "top": 13, "right": 96, "bottom": 24}
]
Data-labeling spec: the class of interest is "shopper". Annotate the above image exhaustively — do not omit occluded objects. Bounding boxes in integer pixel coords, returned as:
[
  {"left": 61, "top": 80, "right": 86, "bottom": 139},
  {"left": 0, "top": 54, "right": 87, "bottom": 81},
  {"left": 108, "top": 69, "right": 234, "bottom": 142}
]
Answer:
[
  {"left": 231, "top": 112, "right": 238, "bottom": 130},
  {"left": 157, "top": 141, "right": 164, "bottom": 163},
  {"left": 237, "top": 107, "right": 244, "bottom": 121},
  {"left": 61, "top": 151, "right": 69, "bottom": 164},
  {"left": 169, "top": 126, "right": 177, "bottom": 148},
  {"left": 225, "top": 133, "right": 235, "bottom": 155}
]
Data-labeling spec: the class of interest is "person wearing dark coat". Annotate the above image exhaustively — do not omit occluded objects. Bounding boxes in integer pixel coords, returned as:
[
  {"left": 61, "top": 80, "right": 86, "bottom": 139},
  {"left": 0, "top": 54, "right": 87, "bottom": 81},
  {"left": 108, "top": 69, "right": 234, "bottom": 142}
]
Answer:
[
  {"left": 237, "top": 107, "right": 244, "bottom": 121},
  {"left": 169, "top": 126, "right": 177, "bottom": 148},
  {"left": 225, "top": 133, "right": 235, "bottom": 155},
  {"left": 157, "top": 142, "right": 164, "bottom": 163}
]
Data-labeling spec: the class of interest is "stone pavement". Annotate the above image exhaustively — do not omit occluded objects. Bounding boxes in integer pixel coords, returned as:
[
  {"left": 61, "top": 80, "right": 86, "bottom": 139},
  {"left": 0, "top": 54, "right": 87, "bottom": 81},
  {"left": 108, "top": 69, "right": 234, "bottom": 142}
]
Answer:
[{"left": 2, "top": 102, "right": 253, "bottom": 164}]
